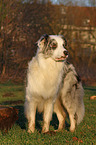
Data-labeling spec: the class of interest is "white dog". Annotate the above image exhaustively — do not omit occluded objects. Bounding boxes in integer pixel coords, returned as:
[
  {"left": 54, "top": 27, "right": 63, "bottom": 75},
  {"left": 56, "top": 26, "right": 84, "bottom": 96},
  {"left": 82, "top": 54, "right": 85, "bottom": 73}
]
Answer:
[{"left": 24, "top": 34, "right": 85, "bottom": 133}]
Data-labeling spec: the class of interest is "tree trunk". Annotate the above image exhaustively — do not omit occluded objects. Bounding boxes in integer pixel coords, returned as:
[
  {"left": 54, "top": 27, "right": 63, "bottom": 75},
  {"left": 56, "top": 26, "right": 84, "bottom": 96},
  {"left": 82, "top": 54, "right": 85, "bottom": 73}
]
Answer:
[{"left": 1, "top": 34, "right": 7, "bottom": 76}]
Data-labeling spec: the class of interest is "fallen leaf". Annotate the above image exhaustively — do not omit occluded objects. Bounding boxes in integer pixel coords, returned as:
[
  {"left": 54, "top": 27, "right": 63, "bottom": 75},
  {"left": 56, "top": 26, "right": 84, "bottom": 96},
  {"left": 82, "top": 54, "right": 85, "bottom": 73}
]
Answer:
[
  {"left": 90, "top": 96, "right": 96, "bottom": 100},
  {"left": 73, "top": 137, "right": 83, "bottom": 143},
  {"left": 73, "top": 137, "right": 78, "bottom": 141},
  {"left": 78, "top": 139, "right": 83, "bottom": 143}
]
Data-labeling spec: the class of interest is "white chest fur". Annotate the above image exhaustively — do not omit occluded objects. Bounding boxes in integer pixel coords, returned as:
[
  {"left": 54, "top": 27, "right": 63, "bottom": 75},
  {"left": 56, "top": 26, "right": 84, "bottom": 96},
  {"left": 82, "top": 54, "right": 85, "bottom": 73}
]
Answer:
[{"left": 26, "top": 56, "right": 64, "bottom": 100}]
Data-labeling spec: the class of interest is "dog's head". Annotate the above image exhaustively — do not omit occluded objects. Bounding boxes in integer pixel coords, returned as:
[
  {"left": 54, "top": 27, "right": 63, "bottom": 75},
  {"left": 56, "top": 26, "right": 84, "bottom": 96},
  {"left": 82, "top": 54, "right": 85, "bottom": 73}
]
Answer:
[{"left": 37, "top": 34, "right": 68, "bottom": 62}]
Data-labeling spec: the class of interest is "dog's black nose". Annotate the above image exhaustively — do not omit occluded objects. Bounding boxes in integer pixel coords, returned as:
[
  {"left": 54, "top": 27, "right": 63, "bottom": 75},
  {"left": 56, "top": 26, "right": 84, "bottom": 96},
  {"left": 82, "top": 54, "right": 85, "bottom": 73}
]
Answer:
[{"left": 64, "top": 50, "right": 68, "bottom": 56}]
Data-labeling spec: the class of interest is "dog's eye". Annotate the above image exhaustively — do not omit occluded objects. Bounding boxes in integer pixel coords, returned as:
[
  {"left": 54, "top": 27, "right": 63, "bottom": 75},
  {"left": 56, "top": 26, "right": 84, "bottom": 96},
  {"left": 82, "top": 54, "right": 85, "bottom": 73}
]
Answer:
[{"left": 52, "top": 43, "right": 57, "bottom": 50}]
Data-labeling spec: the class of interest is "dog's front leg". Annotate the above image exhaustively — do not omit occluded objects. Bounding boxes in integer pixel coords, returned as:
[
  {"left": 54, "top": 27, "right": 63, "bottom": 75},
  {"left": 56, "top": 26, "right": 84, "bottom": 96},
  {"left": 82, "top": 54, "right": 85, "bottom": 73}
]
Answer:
[
  {"left": 42, "top": 99, "right": 53, "bottom": 133},
  {"left": 26, "top": 101, "right": 37, "bottom": 133}
]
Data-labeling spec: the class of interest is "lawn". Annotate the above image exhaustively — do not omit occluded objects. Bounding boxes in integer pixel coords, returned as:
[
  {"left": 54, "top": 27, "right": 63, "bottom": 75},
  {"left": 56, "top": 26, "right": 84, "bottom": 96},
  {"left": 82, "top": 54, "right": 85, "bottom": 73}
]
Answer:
[{"left": 0, "top": 82, "right": 96, "bottom": 145}]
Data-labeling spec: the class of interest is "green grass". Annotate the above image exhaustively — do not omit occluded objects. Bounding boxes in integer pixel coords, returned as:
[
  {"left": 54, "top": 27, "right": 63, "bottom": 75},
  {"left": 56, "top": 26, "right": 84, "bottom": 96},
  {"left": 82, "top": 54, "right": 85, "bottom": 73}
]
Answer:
[{"left": 0, "top": 82, "right": 96, "bottom": 145}]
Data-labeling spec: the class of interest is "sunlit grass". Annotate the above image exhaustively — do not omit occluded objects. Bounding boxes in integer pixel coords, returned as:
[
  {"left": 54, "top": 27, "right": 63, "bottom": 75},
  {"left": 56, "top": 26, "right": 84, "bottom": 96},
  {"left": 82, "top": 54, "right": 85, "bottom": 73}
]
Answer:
[{"left": 0, "top": 83, "right": 96, "bottom": 144}]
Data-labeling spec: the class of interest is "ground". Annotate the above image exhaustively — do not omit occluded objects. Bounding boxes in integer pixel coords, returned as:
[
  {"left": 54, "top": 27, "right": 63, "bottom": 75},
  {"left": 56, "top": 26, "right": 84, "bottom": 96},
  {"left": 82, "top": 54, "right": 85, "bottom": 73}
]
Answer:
[{"left": 0, "top": 82, "right": 96, "bottom": 144}]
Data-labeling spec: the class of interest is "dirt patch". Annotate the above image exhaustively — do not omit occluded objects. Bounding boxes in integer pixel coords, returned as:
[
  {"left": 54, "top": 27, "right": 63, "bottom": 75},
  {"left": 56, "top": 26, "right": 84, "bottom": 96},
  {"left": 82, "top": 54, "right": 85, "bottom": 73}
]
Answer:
[
  {"left": 2, "top": 100, "right": 24, "bottom": 105},
  {"left": 2, "top": 93, "right": 15, "bottom": 98}
]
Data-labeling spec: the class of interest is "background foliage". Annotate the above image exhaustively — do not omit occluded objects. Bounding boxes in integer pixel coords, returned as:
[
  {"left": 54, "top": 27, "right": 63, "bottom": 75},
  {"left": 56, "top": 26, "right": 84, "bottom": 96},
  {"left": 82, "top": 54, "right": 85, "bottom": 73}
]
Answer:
[{"left": 0, "top": 0, "right": 96, "bottom": 85}]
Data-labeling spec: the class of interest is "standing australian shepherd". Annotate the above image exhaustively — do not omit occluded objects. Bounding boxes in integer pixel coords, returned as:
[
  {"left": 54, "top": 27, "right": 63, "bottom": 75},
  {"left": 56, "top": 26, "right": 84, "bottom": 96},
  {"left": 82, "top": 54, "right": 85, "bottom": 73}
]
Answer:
[{"left": 24, "top": 34, "right": 85, "bottom": 133}]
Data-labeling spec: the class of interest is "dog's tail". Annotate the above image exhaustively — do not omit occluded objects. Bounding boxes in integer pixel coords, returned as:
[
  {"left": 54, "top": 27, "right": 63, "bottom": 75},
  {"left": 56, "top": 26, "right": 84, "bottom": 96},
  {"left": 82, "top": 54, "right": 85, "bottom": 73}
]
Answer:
[
  {"left": 76, "top": 102, "right": 85, "bottom": 125},
  {"left": 76, "top": 84, "right": 85, "bottom": 125}
]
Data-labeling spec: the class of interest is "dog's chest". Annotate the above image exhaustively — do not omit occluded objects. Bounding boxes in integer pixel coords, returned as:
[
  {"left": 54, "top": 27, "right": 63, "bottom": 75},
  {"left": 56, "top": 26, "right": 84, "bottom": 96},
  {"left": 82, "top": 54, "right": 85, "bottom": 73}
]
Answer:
[{"left": 28, "top": 58, "right": 64, "bottom": 99}]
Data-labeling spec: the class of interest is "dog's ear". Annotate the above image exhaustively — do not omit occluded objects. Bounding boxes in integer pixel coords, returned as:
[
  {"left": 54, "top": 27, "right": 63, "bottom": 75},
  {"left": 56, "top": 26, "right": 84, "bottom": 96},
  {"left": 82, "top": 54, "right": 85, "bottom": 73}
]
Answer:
[
  {"left": 59, "top": 35, "right": 67, "bottom": 47},
  {"left": 37, "top": 34, "right": 49, "bottom": 50},
  {"left": 40, "top": 34, "right": 49, "bottom": 42}
]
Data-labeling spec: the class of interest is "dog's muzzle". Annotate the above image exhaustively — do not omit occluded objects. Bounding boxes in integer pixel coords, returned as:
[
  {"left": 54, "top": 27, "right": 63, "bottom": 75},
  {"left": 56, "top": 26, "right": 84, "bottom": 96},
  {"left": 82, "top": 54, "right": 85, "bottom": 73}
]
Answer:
[{"left": 55, "top": 50, "right": 68, "bottom": 62}]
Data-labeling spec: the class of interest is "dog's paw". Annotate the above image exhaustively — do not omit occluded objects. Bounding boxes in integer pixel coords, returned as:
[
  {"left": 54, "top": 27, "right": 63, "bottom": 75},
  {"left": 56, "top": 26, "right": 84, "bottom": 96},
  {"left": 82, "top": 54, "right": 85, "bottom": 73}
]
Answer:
[
  {"left": 42, "top": 129, "right": 48, "bottom": 134},
  {"left": 28, "top": 128, "right": 35, "bottom": 133},
  {"left": 54, "top": 129, "right": 63, "bottom": 132},
  {"left": 70, "top": 126, "right": 75, "bottom": 132},
  {"left": 42, "top": 125, "right": 49, "bottom": 133}
]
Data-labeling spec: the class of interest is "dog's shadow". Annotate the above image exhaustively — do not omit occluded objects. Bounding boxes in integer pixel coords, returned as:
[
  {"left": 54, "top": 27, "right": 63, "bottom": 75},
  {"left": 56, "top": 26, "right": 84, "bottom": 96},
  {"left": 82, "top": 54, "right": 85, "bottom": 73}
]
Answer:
[
  {"left": 51, "top": 113, "right": 70, "bottom": 131},
  {"left": 15, "top": 106, "right": 69, "bottom": 132},
  {"left": 15, "top": 105, "right": 26, "bottom": 130},
  {"left": 35, "top": 112, "right": 59, "bottom": 132}
]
